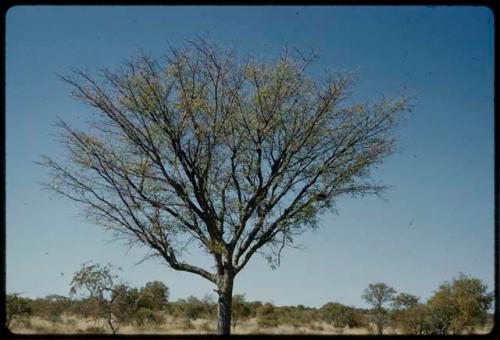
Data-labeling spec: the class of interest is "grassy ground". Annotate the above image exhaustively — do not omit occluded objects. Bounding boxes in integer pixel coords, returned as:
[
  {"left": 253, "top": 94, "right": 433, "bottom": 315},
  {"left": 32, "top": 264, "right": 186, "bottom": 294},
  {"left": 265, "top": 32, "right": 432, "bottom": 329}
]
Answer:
[
  {"left": 9, "top": 314, "right": 366, "bottom": 335},
  {"left": 8, "top": 314, "right": 493, "bottom": 335}
]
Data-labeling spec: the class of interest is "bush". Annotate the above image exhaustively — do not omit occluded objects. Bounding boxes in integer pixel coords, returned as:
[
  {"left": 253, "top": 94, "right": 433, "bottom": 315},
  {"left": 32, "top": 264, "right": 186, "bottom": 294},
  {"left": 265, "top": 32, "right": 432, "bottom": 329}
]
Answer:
[
  {"left": 6, "top": 294, "right": 32, "bottom": 328},
  {"left": 198, "top": 321, "right": 214, "bottom": 332},
  {"left": 48, "top": 314, "right": 62, "bottom": 323},
  {"left": 247, "top": 301, "right": 263, "bottom": 318},
  {"left": 82, "top": 326, "right": 107, "bottom": 334},
  {"left": 177, "top": 296, "right": 215, "bottom": 320},
  {"left": 392, "top": 303, "right": 431, "bottom": 335},
  {"left": 257, "top": 315, "right": 281, "bottom": 328},
  {"left": 232, "top": 294, "right": 252, "bottom": 329},
  {"left": 17, "top": 317, "right": 33, "bottom": 329},
  {"left": 69, "top": 298, "right": 99, "bottom": 319},
  {"left": 181, "top": 318, "right": 193, "bottom": 330},
  {"left": 319, "top": 302, "right": 366, "bottom": 328},
  {"left": 310, "top": 323, "right": 324, "bottom": 331},
  {"left": 257, "top": 302, "right": 275, "bottom": 317},
  {"left": 133, "top": 307, "right": 165, "bottom": 326},
  {"left": 64, "top": 318, "right": 77, "bottom": 327}
]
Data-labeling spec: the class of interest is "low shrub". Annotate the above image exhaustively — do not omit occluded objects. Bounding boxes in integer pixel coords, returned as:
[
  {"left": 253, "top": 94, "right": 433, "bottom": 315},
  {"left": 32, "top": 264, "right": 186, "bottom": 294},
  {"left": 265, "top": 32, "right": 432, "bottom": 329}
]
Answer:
[
  {"left": 310, "top": 323, "right": 324, "bottom": 331},
  {"left": 48, "top": 313, "right": 62, "bottom": 323},
  {"left": 181, "top": 318, "right": 193, "bottom": 330},
  {"left": 133, "top": 307, "right": 165, "bottom": 326},
  {"left": 257, "top": 315, "right": 281, "bottom": 328},
  {"left": 17, "top": 317, "right": 33, "bottom": 329},
  {"left": 82, "top": 326, "right": 107, "bottom": 334},
  {"left": 198, "top": 321, "right": 214, "bottom": 332}
]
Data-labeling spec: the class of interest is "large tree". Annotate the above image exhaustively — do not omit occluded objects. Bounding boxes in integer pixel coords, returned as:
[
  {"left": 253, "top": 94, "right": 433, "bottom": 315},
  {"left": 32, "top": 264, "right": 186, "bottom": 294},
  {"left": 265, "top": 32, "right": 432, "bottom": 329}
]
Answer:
[{"left": 40, "top": 39, "right": 410, "bottom": 334}]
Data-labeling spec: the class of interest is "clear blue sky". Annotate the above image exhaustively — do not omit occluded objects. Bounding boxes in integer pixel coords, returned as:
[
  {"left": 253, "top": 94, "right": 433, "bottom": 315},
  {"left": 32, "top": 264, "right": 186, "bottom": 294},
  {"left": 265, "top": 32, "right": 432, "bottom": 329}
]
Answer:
[{"left": 6, "top": 6, "right": 494, "bottom": 309}]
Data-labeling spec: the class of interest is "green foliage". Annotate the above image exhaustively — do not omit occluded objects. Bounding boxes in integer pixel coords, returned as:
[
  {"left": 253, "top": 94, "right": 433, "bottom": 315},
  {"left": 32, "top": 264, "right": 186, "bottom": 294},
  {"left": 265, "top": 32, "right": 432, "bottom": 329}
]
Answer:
[
  {"left": 6, "top": 293, "right": 32, "bottom": 328},
  {"left": 392, "top": 293, "right": 419, "bottom": 310},
  {"left": 69, "top": 262, "right": 119, "bottom": 301},
  {"left": 256, "top": 302, "right": 283, "bottom": 328},
  {"left": 362, "top": 283, "right": 396, "bottom": 308},
  {"left": 138, "top": 281, "right": 169, "bottom": 311},
  {"left": 6, "top": 271, "right": 492, "bottom": 335},
  {"left": 111, "top": 284, "right": 141, "bottom": 325},
  {"left": 425, "top": 273, "right": 493, "bottom": 334},
  {"left": 65, "top": 281, "right": 168, "bottom": 329},
  {"left": 319, "top": 302, "right": 366, "bottom": 328},
  {"left": 257, "top": 302, "right": 276, "bottom": 317},
  {"left": 362, "top": 282, "right": 396, "bottom": 335},
  {"left": 257, "top": 314, "right": 281, "bottom": 328},
  {"left": 231, "top": 294, "right": 252, "bottom": 329},
  {"left": 69, "top": 262, "right": 131, "bottom": 334},
  {"left": 247, "top": 301, "right": 263, "bottom": 318},
  {"left": 391, "top": 294, "right": 431, "bottom": 335},
  {"left": 133, "top": 307, "right": 165, "bottom": 326},
  {"left": 69, "top": 297, "right": 99, "bottom": 319},
  {"left": 176, "top": 295, "right": 216, "bottom": 320}
]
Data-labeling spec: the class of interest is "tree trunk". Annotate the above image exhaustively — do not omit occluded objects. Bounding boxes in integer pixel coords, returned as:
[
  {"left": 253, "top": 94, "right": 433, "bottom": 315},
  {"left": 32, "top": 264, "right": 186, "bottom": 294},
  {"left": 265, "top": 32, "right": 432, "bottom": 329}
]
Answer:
[
  {"left": 216, "top": 272, "right": 234, "bottom": 335},
  {"left": 376, "top": 308, "right": 383, "bottom": 335}
]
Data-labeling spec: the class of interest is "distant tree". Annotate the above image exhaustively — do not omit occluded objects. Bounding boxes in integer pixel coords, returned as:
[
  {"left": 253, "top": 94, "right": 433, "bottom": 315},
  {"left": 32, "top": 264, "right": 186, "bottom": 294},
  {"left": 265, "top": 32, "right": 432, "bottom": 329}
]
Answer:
[
  {"left": 231, "top": 294, "right": 251, "bottom": 330},
  {"left": 426, "top": 273, "right": 493, "bottom": 334},
  {"left": 112, "top": 284, "right": 142, "bottom": 326},
  {"left": 362, "top": 283, "right": 396, "bottom": 334},
  {"left": 391, "top": 293, "right": 430, "bottom": 334},
  {"left": 426, "top": 284, "right": 458, "bottom": 335},
  {"left": 138, "top": 281, "right": 169, "bottom": 311},
  {"left": 69, "top": 262, "right": 136, "bottom": 334},
  {"left": 6, "top": 293, "right": 32, "bottom": 329},
  {"left": 41, "top": 38, "right": 410, "bottom": 334},
  {"left": 178, "top": 296, "right": 209, "bottom": 320}
]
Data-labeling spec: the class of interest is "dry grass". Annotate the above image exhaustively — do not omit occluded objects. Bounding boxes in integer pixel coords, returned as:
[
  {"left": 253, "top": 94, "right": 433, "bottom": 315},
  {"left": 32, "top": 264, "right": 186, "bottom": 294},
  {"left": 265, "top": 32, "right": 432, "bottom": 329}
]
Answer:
[
  {"left": 9, "top": 315, "right": 369, "bottom": 335},
  {"left": 8, "top": 315, "right": 493, "bottom": 335}
]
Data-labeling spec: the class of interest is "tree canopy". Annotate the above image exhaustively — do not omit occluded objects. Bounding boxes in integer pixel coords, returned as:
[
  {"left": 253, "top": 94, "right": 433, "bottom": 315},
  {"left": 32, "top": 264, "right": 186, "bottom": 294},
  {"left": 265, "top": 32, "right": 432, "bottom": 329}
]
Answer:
[{"left": 362, "top": 282, "right": 396, "bottom": 334}]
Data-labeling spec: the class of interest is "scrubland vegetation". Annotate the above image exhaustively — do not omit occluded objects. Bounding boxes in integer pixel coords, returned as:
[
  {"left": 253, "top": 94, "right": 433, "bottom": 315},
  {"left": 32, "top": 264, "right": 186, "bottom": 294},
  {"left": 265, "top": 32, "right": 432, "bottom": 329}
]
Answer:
[{"left": 7, "top": 269, "right": 493, "bottom": 335}]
